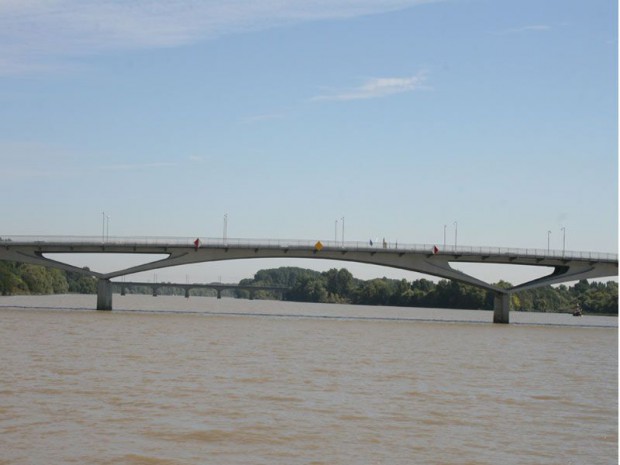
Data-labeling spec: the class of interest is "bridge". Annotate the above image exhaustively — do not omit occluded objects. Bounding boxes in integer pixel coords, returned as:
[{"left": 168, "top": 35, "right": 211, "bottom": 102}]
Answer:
[
  {"left": 0, "top": 235, "right": 617, "bottom": 323},
  {"left": 115, "top": 281, "right": 288, "bottom": 300}
]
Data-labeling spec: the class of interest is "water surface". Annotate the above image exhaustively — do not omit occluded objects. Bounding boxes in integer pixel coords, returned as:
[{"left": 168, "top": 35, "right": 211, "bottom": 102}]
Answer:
[{"left": 0, "top": 295, "right": 616, "bottom": 464}]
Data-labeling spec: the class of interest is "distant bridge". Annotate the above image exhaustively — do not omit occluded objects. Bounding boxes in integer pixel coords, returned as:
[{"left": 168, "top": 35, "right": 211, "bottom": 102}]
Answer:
[
  {"left": 0, "top": 235, "right": 617, "bottom": 323},
  {"left": 115, "top": 281, "right": 288, "bottom": 300}
]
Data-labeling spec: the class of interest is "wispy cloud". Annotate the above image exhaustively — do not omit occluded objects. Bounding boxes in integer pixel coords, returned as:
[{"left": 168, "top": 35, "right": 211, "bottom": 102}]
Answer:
[
  {"left": 312, "top": 71, "right": 429, "bottom": 102},
  {"left": 97, "top": 162, "right": 178, "bottom": 172},
  {"left": 0, "top": 141, "right": 84, "bottom": 178},
  {"left": 0, "top": 0, "right": 436, "bottom": 76},
  {"left": 495, "top": 24, "right": 552, "bottom": 35},
  {"left": 240, "top": 112, "right": 288, "bottom": 124},
  {"left": 0, "top": 141, "right": 181, "bottom": 177}
]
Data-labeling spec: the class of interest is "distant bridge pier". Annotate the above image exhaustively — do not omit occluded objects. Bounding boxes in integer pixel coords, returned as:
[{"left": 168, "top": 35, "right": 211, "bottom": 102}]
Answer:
[
  {"left": 216, "top": 289, "right": 222, "bottom": 299},
  {"left": 152, "top": 286, "right": 158, "bottom": 297},
  {"left": 97, "top": 279, "right": 113, "bottom": 311},
  {"left": 493, "top": 293, "right": 511, "bottom": 324},
  {"left": 185, "top": 288, "right": 190, "bottom": 298}
]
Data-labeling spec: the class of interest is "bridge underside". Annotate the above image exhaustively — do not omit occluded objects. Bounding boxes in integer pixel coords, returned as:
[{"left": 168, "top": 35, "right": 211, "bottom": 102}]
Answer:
[{"left": 0, "top": 243, "right": 616, "bottom": 324}]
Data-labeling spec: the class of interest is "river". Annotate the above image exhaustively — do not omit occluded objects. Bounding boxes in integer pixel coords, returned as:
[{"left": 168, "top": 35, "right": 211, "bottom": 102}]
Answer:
[{"left": 0, "top": 295, "right": 617, "bottom": 464}]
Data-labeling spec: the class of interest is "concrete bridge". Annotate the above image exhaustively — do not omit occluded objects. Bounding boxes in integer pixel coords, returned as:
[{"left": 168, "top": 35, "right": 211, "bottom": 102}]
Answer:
[
  {"left": 0, "top": 235, "right": 617, "bottom": 323},
  {"left": 116, "top": 281, "right": 288, "bottom": 300}
]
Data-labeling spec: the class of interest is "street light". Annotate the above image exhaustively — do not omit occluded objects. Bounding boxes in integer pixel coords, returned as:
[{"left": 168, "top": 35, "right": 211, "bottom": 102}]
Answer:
[
  {"left": 341, "top": 216, "right": 345, "bottom": 247},
  {"left": 106, "top": 215, "right": 110, "bottom": 241},
  {"left": 335, "top": 219, "right": 338, "bottom": 243},
  {"left": 561, "top": 227, "right": 566, "bottom": 256},
  {"left": 453, "top": 221, "right": 458, "bottom": 251},
  {"left": 223, "top": 213, "right": 228, "bottom": 243},
  {"left": 547, "top": 230, "right": 551, "bottom": 254},
  {"left": 443, "top": 224, "right": 447, "bottom": 250}
]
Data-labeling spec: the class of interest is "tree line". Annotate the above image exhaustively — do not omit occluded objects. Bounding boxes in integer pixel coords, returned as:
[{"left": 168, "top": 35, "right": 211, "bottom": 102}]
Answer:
[
  {"left": 0, "top": 261, "right": 617, "bottom": 314},
  {"left": 0, "top": 261, "right": 97, "bottom": 295},
  {"left": 238, "top": 267, "right": 618, "bottom": 314}
]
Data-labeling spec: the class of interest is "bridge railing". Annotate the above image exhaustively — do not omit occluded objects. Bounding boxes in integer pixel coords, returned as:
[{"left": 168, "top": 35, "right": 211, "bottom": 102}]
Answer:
[{"left": 0, "top": 235, "right": 617, "bottom": 262}]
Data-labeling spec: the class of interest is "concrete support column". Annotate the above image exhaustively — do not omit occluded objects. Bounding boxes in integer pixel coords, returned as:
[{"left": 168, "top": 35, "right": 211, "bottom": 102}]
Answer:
[
  {"left": 152, "top": 286, "right": 158, "bottom": 297},
  {"left": 97, "top": 279, "right": 113, "bottom": 311},
  {"left": 249, "top": 290, "right": 254, "bottom": 300},
  {"left": 120, "top": 286, "right": 126, "bottom": 296},
  {"left": 185, "top": 288, "right": 190, "bottom": 299},
  {"left": 216, "top": 289, "right": 222, "bottom": 299},
  {"left": 493, "top": 293, "right": 511, "bottom": 324}
]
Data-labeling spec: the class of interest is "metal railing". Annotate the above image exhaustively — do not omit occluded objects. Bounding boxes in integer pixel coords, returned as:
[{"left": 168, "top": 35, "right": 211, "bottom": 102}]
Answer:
[{"left": 0, "top": 235, "right": 617, "bottom": 262}]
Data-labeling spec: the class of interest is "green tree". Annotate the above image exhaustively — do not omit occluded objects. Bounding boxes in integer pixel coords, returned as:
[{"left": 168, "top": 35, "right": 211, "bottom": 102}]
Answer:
[
  {"left": 66, "top": 269, "right": 97, "bottom": 294},
  {"left": 354, "top": 278, "right": 393, "bottom": 305},
  {"left": 577, "top": 281, "right": 618, "bottom": 314},
  {"left": 324, "top": 268, "right": 355, "bottom": 302},
  {"left": 385, "top": 279, "right": 411, "bottom": 306},
  {"left": 0, "top": 261, "right": 25, "bottom": 295},
  {"left": 19, "top": 264, "right": 54, "bottom": 294},
  {"left": 49, "top": 268, "right": 69, "bottom": 294},
  {"left": 288, "top": 275, "right": 328, "bottom": 302}
]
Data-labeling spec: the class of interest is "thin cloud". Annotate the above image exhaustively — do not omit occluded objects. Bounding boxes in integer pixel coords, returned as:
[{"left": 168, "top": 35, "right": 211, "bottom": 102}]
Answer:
[
  {"left": 240, "top": 112, "right": 288, "bottom": 124},
  {"left": 312, "top": 72, "right": 429, "bottom": 102},
  {"left": 98, "top": 162, "right": 178, "bottom": 172},
  {"left": 495, "top": 25, "right": 551, "bottom": 35},
  {"left": 0, "top": 0, "right": 437, "bottom": 76},
  {"left": 0, "top": 141, "right": 84, "bottom": 178},
  {"left": 0, "top": 140, "right": 179, "bottom": 177}
]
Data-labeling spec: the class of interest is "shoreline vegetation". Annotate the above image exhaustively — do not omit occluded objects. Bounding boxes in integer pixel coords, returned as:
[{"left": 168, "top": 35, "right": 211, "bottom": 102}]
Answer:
[{"left": 0, "top": 262, "right": 616, "bottom": 315}]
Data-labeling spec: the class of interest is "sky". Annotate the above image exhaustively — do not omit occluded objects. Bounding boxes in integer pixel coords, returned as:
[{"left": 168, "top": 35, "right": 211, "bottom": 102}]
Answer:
[{"left": 0, "top": 0, "right": 617, "bottom": 285}]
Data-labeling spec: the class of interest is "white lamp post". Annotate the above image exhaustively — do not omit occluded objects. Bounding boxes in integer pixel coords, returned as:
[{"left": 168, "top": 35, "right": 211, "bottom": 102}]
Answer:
[
  {"left": 453, "top": 221, "right": 458, "bottom": 251},
  {"left": 561, "top": 227, "right": 566, "bottom": 256},
  {"left": 223, "top": 213, "right": 228, "bottom": 244},
  {"left": 443, "top": 224, "right": 447, "bottom": 250}
]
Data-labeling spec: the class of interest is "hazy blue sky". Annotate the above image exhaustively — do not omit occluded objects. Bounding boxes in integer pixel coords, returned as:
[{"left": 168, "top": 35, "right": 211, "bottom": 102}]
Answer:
[{"left": 1, "top": 0, "right": 617, "bottom": 284}]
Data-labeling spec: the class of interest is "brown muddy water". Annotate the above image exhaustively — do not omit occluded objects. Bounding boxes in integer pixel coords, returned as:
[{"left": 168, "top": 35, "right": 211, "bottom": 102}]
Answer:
[{"left": 0, "top": 295, "right": 617, "bottom": 464}]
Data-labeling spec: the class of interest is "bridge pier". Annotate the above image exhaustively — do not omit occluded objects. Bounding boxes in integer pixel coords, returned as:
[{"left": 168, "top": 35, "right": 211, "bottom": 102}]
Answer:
[
  {"left": 493, "top": 293, "right": 511, "bottom": 324},
  {"left": 97, "top": 279, "right": 113, "bottom": 311},
  {"left": 185, "top": 288, "right": 190, "bottom": 298},
  {"left": 216, "top": 289, "right": 222, "bottom": 299}
]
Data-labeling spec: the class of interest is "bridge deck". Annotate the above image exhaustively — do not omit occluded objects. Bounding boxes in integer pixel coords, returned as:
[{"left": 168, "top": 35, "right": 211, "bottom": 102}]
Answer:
[{"left": 1, "top": 235, "right": 616, "bottom": 261}]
